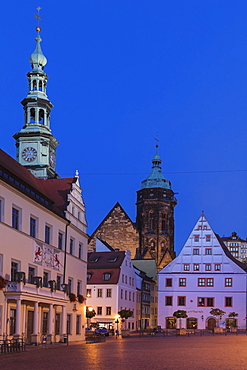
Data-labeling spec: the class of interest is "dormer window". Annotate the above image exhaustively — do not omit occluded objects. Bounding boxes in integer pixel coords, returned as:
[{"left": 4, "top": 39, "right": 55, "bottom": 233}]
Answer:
[
  {"left": 103, "top": 273, "right": 111, "bottom": 281},
  {"left": 87, "top": 273, "right": 92, "bottom": 281},
  {"left": 89, "top": 257, "right": 99, "bottom": 263},
  {"left": 108, "top": 257, "right": 117, "bottom": 263}
]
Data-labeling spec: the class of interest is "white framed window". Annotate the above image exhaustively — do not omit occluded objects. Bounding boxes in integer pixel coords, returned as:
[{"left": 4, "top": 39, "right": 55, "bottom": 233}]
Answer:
[
  {"left": 0, "top": 197, "right": 4, "bottom": 222},
  {"left": 12, "top": 205, "right": 22, "bottom": 230}
]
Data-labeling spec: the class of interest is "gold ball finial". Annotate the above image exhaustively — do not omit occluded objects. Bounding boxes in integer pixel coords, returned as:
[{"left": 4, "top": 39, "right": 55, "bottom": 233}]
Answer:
[{"left": 36, "top": 26, "right": 41, "bottom": 33}]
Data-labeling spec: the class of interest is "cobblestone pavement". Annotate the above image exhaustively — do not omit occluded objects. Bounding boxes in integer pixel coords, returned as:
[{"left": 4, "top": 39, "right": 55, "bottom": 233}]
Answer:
[{"left": 1, "top": 333, "right": 247, "bottom": 370}]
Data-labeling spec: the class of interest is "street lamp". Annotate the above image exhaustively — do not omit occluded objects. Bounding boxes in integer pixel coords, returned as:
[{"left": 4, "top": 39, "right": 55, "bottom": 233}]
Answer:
[{"left": 115, "top": 314, "right": 120, "bottom": 338}]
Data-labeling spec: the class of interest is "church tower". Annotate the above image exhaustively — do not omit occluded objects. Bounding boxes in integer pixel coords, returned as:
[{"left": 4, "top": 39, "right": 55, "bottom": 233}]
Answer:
[
  {"left": 13, "top": 25, "right": 59, "bottom": 179},
  {"left": 136, "top": 146, "right": 177, "bottom": 270}
]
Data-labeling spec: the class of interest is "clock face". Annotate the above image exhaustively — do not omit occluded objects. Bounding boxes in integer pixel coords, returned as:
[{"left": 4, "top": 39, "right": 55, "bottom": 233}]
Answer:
[
  {"left": 49, "top": 151, "right": 56, "bottom": 168},
  {"left": 22, "top": 147, "right": 37, "bottom": 162}
]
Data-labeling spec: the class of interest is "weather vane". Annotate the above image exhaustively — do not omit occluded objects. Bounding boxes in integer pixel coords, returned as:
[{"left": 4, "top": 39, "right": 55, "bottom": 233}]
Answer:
[
  {"left": 34, "top": 6, "right": 42, "bottom": 33},
  {"left": 154, "top": 135, "right": 159, "bottom": 149}
]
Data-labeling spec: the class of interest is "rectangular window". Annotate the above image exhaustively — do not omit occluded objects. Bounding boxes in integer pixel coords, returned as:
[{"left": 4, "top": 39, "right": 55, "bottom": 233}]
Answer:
[
  {"left": 193, "top": 248, "right": 199, "bottom": 255},
  {"left": 45, "top": 225, "right": 51, "bottom": 244},
  {"left": 122, "top": 274, "right": 124, "bottom": 283},
  {"left": 11, "top": 261, "right": 18, "bottom": 281},
  {"left": 120, "top": 289, "right": 123, "bottom": 299},
  {"left": 206, "top": 235, "right": 211, "bottom": 242},
  {"left": 43, "top": 271, "right": 49, "bottom": 287},
  {"left": 97, "top": 307, "right": 102, "bottom": 315},
  {"left": 28, "top": 266, "right": 35, "bottom": 284},
  {"left": 77, "top": 280, "right": 82, "bottom": 295},
  {"left": 97, "top": 289, "right": 102, "bottom": 298},
  {"left": 78, "top": 243, "right": 82, "bottom": 259},
  {"left": 198, "top": 278, "right": 205, "bottom": 286},
  {"left": 133, "top": 292, "right": 135, "bottom": 302},
  {"left": 86, "top": 289, "right": 91, "bottom": 298},
  {"left": 165, "top": 296, "right": 173, "bottom": 306},
  {"left": 205, "top": 264, "right": 211, "bottom": 271},
  {"left": 125, "top": 290, "right": 127, "bottom": 300},
  {"left": 129, "top": 292, "right": 131, "bottom": 301},
  {"left": 67, "top": 314, "right": 71, "bottom": 335},
  {"left": 30, "top": 217, "right": 36, "bottom": 238},
  {"left": 68, "top": 278, "right": 72, "bottom": 294},
  {"left": 205, "top": 248, "right": 212, "bottom": 255},
  {"left": 166, "top": 278, "right": 172, "bottom": 287},
  {"left": 225, "top": 278, "right": 232, "bottom": 287},
  {"left": 57, "top": 275, "right": 61, "bottom": 290},
  {"left": 106, "top": 289, "right": 112, "bottom": 298},
  {"left": 207, "top": 278, "right": 214, "bottom": 287},
  {"left": 194, "top": 264, "right": 199, "bottom": 271},
  {"left": 215, "top": 264, "right": 221, "bottom": 271},
  {"left": 106, "top": 307, "right": 111, "bottom": 315},
  {"left": 225, "top": 297, "right": 232, "bottom": 307},
  {"left": 207, "top": 298, "right": 214, "bottom": 307},
  {"left": 12, "top": 208, "right": 19, "bottom": 230},
  {"left": 0, "top": 198, "right": 4, "bottom": 222},
  {"left": 198, "top": 297, "right": 205, "bottom": 306},
  {"left": 179, "top": 278, "right": 186, "bottom": 287},
  {"left": 194, "top": 235, "right": 199, "bottom": 242},
  {"left": 184, "top": 264, "right": 190, "bottom": 271},
  {"left": 76, "top": 315, "right": 81, "bottom": 335},
  {"left": 58, "top": 232, "right": 63, "bottom": 250},
  {"left": 69, "top": 238, "right": 74, "bottom": 255},
  {"left": 178, "top": 296, "right": 186, "bottom": 306}
]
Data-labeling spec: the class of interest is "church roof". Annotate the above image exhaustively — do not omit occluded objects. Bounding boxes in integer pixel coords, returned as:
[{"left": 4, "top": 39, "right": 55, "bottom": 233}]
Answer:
[{"left": 141, "top": 146, "right": 172, "bottom": 190}]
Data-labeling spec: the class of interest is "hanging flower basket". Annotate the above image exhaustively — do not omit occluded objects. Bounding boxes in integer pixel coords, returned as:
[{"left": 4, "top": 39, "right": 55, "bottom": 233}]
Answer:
[
  {"left": 0, "top": 276, "right": 8, "bottom": 291},
  {"left": 77, "top": 294, "right": 85, "bottom": 304},
  {"left": 69, "top": 293, "right": 77, "bottom": 302}
]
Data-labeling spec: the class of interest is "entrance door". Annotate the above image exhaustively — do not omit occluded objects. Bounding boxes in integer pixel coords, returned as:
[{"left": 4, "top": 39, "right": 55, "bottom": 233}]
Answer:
[
  {"left": 166, "top": 317, "right": 176, "bottom": 329},
  {"left": 27, "top": 311, "right": 34, "bottom": 344},
  {"left": 207, "top": 318, "right": 216, "bottom": 330}
]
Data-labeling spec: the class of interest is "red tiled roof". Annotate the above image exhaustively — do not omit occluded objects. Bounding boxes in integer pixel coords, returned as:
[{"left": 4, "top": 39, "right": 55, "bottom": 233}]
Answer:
[
  {"left": 87, "top": 269, "right": 121, "bottom": 285},
  {"left": 0, "top": 149, "right": 75, "bottom": 216}
]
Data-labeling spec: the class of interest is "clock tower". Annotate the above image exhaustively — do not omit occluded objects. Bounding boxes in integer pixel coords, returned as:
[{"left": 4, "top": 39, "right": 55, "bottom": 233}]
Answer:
[
  {"left": 136, "top": 146, "right": 177, "bottom": 270},
  {"left": 13, "top": 26, "right": 59, "bottom": 179}
]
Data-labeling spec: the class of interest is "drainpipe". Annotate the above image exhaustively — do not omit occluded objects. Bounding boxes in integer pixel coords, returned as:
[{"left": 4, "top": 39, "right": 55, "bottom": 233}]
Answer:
[{"left": 63, "top": 220, "right": 71, "bottom": 285}]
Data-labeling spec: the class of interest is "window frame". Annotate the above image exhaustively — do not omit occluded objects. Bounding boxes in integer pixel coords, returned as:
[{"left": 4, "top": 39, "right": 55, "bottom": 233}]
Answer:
[{"left": 178, "top": 296, "right": 186, "bottom": 306}]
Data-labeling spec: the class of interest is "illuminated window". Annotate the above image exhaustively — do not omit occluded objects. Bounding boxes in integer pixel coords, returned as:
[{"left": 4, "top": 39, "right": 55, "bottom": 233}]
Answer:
[
  {"left": 179, "top": 278, "right": 186, "bottom": 287},
  {"left": 97, "top": 289, "right": 102, "bottom": 297},
  {"left": 207, "top": 278, "right": 214, "bottom": 287},
  {"left": 215, "top": 264, "right": 221, "bottom": 271},
  {"left": 205, "top": 264, "right": 211, "bottom": 271},
  {"left": 194, "top": 264, "right": 199, "bottom": 271},
  {"left": 225, "top": 278, "right": 232, "bottom": 287},
  {"left": 184, "top": 264, "right": 190, "bottom": 271},
  {"left": 198, "top": 278, "right": 205, "bottom": 286}
]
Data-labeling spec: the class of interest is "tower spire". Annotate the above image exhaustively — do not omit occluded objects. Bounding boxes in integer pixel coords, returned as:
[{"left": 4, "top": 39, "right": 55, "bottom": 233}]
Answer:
[{"left": 13, "top": 12, "right": 59, "bottom": 179}]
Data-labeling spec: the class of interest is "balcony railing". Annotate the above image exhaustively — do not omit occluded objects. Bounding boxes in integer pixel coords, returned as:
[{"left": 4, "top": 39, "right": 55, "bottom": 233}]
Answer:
[{"left": 5, "top": 282, "right": 67, "bottom": 300}]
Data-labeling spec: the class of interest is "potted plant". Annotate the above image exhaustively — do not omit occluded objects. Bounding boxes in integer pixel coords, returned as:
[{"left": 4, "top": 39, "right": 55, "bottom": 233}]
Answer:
[
  {"left": 118, "top": 309, "right": 133, "bottom": 337},
  {"left": 0, "top": 276, "right": 8, "bottom": 290},
  {"left": 173, "top": 310, "right": 188, "bottom": 335},
  {"left": 209, "top": 308, "right": 226, "bottom": 333},
  {"left": 77, "top": 294, "right": 85, "bottom": 304},
  {"left": 69, "top": 292, "right": 77, "bottom": 302},
  {"left": 228, "top": 312, "right": 238, "bottom": 332}
]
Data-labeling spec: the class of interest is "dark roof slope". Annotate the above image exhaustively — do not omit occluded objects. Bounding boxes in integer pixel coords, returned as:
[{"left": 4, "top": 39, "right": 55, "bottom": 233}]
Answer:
[
  {"left": 0, "top": 149, "right": 74, "bottom": 217},
  {"left": 216, "top": 234, "right": 247, "bottom": 272},
  {"left": 87, "top": 251, "right": 125, "bottom": 269}
]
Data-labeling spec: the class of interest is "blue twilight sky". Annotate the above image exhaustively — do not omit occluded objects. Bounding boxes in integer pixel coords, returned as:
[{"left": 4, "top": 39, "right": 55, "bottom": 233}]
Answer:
[{"left": 0, "top": 1, "right": 247, "bottom": 253}]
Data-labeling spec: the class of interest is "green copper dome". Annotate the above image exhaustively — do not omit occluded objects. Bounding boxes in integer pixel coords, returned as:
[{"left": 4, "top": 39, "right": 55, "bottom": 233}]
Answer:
[
  {"left": 30, "top": 30, "right": 47, "bottom": 71},
  {"left": 140, "top": 146, "right": 172, "bottom": 190}
]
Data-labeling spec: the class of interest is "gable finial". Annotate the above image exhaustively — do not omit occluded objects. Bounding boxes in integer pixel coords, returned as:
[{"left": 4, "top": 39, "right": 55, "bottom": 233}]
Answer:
[{"left": 75, "top": 170, "right": 79, "bottom": 178}]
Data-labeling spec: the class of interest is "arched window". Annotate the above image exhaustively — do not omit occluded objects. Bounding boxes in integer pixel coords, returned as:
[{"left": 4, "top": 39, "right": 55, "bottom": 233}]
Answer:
[
  {"left": 30, "top": 108, "right": 35, "bottom": 123},
  {"left": 39, "top": 109, "right": 44, "bottom": 124},
  {"left": 150, "top": 240, "right": 155, "bottom": 250},
  {"left": 149, "top": 211, "right": 154, "bottom": 230},
  {"left": 39, "top": 81, "right": 42, "bottom": 91},
  {"left": 161, "top": 240, "right": 165, "bottom": 250},
  {"left": 33, "top": 80, "right": 37, "bottom": 90}
]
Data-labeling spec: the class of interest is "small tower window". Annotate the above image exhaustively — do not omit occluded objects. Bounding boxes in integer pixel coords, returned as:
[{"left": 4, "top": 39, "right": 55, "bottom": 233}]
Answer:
[
  {"left": 39, "top": 109, "right": 44, "bottom": 124},
  {"left": 161, "top": 240, "right": 165, "bottom": 250},
  {"left": 30, "top": 108, "right": 35, "bottom": 123},
  {"left": 39, "top": 81, "right": 42, "bottom": 91},
  {"left": 149, "top": 211, "right": 154, "bottom": 230},
  {"left": 33, "top": 80, "right": 37, "bottom": 91},
  {"left": 161, "top": 212, "right": 166, "bottom": 231}
]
